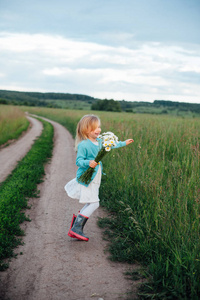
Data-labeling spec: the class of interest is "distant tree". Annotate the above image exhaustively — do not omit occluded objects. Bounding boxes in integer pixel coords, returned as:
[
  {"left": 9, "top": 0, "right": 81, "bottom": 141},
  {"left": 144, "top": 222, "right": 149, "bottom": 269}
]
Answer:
[
  {"left": 161, "top": 109, "right": 168, "bottom": 114},
  {"left": 91, "top": 99, "right": 121, "bottom": 112},
  {"left": 0, "top": 99, "right": 8, "bottom": 104},
  {"left": 125, "top": 108, "right": 133, "bottom": 113}
]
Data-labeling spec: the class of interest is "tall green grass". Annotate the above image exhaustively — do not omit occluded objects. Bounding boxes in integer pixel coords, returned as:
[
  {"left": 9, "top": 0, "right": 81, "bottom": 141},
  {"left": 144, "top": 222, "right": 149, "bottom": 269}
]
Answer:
[
  {"left": 0, "top": 118, "right": 53, "bottom": 270},
  {"left": 26, "top": 107, "right": 200, "bottom": 299},
  {"left": 100, "top": 115, "right": 200, "bottom": 299},
  {"left": 0, "top": 105, "right": 29, "bottom": 146}
]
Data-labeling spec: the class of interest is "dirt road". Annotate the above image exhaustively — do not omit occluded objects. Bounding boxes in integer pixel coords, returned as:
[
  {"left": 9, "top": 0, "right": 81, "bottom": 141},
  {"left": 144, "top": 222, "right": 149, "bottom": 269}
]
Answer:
[
  {"left": 0, "top": 116, "right": 43, "bottom": 183},
  {"left": 0, "top": 116, "right": 139, "bottom": 300}
]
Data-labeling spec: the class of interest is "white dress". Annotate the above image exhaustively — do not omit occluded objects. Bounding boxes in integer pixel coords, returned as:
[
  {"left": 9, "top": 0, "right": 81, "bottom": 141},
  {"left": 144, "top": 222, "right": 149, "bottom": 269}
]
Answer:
[{"left": 64, "top": 165, "right": 102, "bottom": 203}]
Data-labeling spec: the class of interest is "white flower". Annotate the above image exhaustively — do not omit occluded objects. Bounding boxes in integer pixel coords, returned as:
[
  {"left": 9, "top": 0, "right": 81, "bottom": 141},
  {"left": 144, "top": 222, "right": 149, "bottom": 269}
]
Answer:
[
  {"left": 100, "top": 131, "right": 118, "bottom": 150},
  {"left": 109, "top": 140, "right": 116, "bottom": 147},
  {"left": 105, "top": 146, "right": 111, "bottom": 152},
  {"left": 103, "top": 141, "right": 108, "bottom": 147},
  {"left": 103, "top": 135, "right": 109, "bottom": 141}
]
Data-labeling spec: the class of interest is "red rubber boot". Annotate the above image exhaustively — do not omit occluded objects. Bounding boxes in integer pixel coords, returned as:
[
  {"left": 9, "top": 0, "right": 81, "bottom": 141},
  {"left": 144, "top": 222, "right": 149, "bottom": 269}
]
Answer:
[
  {"left": 68, "top": 214, "right": 77, "bottom": 238},
  {"left": 68, "top": 214, "right": 89, "bottom": 241}
]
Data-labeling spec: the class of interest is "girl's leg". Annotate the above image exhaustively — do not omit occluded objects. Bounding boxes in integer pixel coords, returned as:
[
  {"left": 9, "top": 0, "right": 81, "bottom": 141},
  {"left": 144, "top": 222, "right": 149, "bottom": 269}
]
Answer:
[
  {"left": 68, "top": 202, "right": 99, "bottom": 241},
  {"left": 80, "top": 202, "right": 99, "bottom": 218}
]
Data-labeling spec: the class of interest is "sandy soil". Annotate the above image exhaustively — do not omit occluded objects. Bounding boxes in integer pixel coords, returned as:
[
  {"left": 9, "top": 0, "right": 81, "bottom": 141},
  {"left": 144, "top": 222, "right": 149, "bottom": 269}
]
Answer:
[{"left": 0, "top": 116, "right": 140, "bottom": 300}]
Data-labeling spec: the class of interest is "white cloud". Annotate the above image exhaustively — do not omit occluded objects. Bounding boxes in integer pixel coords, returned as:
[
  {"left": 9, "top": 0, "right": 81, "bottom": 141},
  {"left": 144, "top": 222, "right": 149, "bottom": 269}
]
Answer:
[
  {"left": 43, "top": 67, "right": 67, "bottom": 76},
  {"left": 0, "top": 32, "right": 200, "bottom": 103}
]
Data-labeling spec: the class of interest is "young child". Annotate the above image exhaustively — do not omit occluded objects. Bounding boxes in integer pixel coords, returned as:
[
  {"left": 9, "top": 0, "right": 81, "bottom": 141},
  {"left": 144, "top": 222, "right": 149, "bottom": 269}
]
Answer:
[{"left": 65, "top": 114, "right": 133, "bottom": 241}]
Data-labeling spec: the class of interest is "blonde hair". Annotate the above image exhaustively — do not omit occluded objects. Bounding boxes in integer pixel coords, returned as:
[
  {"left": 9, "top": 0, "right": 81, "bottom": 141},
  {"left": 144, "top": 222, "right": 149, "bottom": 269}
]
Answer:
[{"left": 75, "top": 114, "right": 101, "bottom": 150}]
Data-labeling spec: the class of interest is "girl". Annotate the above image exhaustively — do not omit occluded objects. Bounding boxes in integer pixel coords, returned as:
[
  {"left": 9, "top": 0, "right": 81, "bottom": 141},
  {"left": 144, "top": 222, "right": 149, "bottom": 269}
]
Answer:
[{"left": 65, "top": 114, "right": 133, "bottom": 241}]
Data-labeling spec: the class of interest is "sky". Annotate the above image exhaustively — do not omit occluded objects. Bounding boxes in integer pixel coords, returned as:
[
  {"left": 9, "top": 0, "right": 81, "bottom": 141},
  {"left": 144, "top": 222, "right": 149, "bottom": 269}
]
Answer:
[{"left": 0, "top": 0, "right": 200, "bottom": 103}]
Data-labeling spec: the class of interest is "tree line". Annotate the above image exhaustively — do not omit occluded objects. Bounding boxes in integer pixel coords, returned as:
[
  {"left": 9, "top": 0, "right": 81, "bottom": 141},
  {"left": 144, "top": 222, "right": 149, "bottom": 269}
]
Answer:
[{"left": 0, "top": 89, "right": 200, "bottom": 115}]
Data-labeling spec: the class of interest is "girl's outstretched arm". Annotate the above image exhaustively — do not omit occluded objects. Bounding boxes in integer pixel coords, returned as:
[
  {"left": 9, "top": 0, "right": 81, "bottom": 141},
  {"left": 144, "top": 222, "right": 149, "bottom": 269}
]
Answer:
[{"left": 126, "top": 139, "right": 134, "bottom": 145}]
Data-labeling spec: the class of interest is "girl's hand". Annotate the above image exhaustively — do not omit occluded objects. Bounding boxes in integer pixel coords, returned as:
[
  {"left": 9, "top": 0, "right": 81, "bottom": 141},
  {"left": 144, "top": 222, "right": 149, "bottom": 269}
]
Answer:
[
  {"left": 89, "top": 160, "right": 98, "bottom": 168},
  {"left": 126, "top": 139, "right": 134, "bottom": 145}
]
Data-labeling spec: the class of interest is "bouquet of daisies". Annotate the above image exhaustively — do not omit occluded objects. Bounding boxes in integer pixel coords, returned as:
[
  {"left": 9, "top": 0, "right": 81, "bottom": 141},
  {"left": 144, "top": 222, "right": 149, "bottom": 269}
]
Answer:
[{"left": 78, "top": 132, "right": 118, "bottom": 185}]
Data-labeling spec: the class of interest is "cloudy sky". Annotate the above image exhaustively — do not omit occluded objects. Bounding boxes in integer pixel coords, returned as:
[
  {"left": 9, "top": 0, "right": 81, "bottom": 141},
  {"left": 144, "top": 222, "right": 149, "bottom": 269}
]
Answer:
[{"left": 0, "top": 0, "right": 200, "bottom": 103}]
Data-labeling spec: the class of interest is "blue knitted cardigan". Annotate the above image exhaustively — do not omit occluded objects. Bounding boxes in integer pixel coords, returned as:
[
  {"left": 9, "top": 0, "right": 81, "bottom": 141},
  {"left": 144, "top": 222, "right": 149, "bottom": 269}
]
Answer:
[{"left": 76, "top": 138, "right": 126, "bottom": 186}]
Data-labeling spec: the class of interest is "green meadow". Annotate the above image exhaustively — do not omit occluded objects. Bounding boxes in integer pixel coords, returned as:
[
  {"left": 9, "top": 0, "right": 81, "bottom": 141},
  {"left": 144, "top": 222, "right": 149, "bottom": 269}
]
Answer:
[
  {"left": 25, "top": 106, "right": 200, "bottom": 299},
  {"left": 0, "top": 105, "right": 29, "bottom": 146},
  {"left": 1, "top": 105, "right": 199, "bottom": 299}
]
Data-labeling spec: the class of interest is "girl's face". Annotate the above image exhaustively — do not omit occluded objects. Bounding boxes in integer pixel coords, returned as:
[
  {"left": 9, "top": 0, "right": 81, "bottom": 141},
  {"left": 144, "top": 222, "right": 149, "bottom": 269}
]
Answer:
[{"left": 88, "top": 123, "right": 101, "bottom": 141}]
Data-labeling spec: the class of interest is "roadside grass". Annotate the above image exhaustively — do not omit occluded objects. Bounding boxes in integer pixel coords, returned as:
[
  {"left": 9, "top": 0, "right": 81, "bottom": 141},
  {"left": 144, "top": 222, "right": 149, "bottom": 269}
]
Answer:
[
  {"left": 0, "top": 117, "right": 54, "bottom": 270},
  {"left": 25, "top": 106, "right": 200, "bottom": 299},
  {"left": 0, "top": 105, "right": 29, "bottom": 146}
]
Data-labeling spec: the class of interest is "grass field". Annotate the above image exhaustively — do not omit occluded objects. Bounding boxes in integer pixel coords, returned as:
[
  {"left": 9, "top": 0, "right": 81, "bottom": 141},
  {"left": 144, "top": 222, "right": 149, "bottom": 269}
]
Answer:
[
  {"left": 5, "top": 106, "right": 200, "bottom": 298},
  {"left": 0, "top": 105, "right": 29, "bottom": 146}
]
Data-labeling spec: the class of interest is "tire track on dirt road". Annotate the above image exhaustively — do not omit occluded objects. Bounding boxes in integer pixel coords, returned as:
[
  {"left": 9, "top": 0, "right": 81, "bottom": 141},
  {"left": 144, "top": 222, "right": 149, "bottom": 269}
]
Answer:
[
  {"left": 0, "top": 116, "right": 139, "bottom": 300},
  {"left": 0, "top": 116, "right": 43, "bottom": 183}
]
